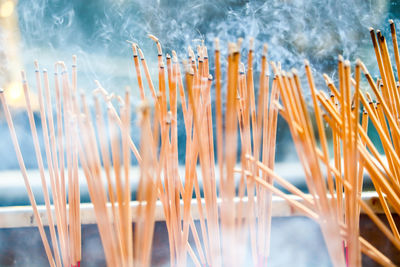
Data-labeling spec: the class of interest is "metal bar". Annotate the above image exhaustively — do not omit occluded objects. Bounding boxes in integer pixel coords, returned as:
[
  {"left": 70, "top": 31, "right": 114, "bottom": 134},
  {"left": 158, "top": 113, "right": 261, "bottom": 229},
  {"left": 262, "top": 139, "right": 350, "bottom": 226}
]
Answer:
[{"left": 0, "top": 191, "right": 385, "bottom": 229}]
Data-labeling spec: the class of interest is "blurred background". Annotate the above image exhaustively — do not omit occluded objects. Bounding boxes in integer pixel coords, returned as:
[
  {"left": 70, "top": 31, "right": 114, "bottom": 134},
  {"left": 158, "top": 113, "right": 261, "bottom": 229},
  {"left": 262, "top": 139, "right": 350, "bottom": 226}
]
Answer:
[{"left": 0, "top": 0, "right": 396, "bottom": 197}]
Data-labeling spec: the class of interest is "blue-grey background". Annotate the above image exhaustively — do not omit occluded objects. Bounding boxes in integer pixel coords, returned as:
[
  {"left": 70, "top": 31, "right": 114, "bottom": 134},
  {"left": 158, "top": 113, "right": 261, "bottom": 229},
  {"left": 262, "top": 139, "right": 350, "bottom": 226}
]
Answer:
[{"left": 0, "top": 0, "right": 393, "bottom": 171}]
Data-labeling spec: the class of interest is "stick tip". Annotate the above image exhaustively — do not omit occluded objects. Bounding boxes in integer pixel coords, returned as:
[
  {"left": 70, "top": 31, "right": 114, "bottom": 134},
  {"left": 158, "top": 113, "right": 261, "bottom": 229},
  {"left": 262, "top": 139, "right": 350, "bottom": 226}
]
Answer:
[
  {"left": 389, "top": 19, "right": 394, "bottom": 25},
  {"left": 172, "top": 50, "right": 178, "bottom": 62},
  {"left": 148, "top": 34, "right": 162, "bottom": 54},
  {"left": 262, "top": 43, "right": 268, "bottom": 57},
  {"left": 338, "top": 55, "right": 344, "bottom": 62},
  {"left": 344, "top": 60, "right": 351, "bottom": 67},
  {"left": 58, "top": 61, "right": 67, "bottom": 70},
  {"left": 188, "top": 46, "right": 195, "bottom": 59},
  {"left": 203, "top": 46, "right": 208, "bottom": 58},
  {"left": 237, "top": 38, "right": 243, "bottom": 50},
  {"left": 34, "top": 60, "right": 39, "bottom": 70},
  {"left": 322, "top": 73, "right": 332, "bottom": 83},
  {"left": 304, "top": 59, "right": 310, "bottom": 66},
  {"left": 239, "top": 62, "right": 245, "bottom": 74},
  {"left": 249, "top": 37, "right": 254, "bottom": 50},
  {"left": 228, "top": 42, "right": 238, "bottom": 55},
  {"left": 0, "top": 88, "right": 4, "bottom": 93},
  {"left": 138, "top": 48, "right": 145, "bottom": 59},
  {"left": 358, "top": 60, "right": 368, "bottom": 73},
  {"left": 131, "top": 42, "right": 138, "bottom": 56},
  {"left": 214, "top": 38, "right": 220, "bottom": 51},
  {"left": 148, "top": 34, "right": 158, "bottom": 42},
  {"left": 369, "top": 27, "right": 374, "bottom": 32},
  {"left": 196, "top": 45, "right": 203, "bottom": 61},
  {"left": 138, "top": 99, "right": 150, "bottom": 115}
]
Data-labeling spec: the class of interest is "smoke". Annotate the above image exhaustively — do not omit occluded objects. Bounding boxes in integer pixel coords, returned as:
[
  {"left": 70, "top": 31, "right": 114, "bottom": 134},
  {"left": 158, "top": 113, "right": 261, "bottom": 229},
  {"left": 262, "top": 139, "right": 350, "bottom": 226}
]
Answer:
[
  {"left": 0, "top": 2, "right": 395, "bottom": 266},
  {"left": 15, "top": 0, "right": 390, "bottom": 91},
  {"left": 0, "top": 0, "right": 391, "bottom": 169},
  {"left": 0, "top": 0, "right": 391, "bottom": 167}
]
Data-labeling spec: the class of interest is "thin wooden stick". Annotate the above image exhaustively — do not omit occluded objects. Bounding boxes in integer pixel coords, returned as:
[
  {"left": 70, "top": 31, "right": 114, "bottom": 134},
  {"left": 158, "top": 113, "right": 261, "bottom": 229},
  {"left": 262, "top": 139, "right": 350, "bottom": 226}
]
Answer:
[
  {"left": 21, "top": 70, "right": 62, "bottom": 267},
  {"left": 0, "top": 90, "right": 56, "bottom": 267}
]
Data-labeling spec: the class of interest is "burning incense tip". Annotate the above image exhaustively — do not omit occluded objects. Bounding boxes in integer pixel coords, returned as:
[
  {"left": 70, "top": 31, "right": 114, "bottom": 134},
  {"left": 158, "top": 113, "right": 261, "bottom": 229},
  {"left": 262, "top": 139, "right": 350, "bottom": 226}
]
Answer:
[
  {"left": 34, "top": 60, "right": 39, "bottom": 70},
  {"left": 369, "top": 27, "right": 374, "bottom": 32},
  {"left": 131, "top": 43, "right": 138, "bottom": 56},
  {"left": 304, "top": 59, "right": 310, "bottom": 66},
  {"left": 358, "top": 61, "right": 369, "bottom": 73},
  {"left": 203, "top": 46, "right": 208, "bottom": 58},
  {"left": 138, "top": 99, "right": 150, "bottom": 110},
  {"left": 239, "top": 62, "right": 245, "bottom": 74},
  {"left": 138, "top": 48, "right": 145, "bottom": 59},
  {"left": 262, "top": 43, "right": 268, "bottom": 57},
  {"left": 389, "top": 19, "right": 394, "bottom": 25},
  {"left": 355, "top": 58, "right": 362, "bottom": 66},
  {"left": 344, "top": 60, "right": 351, "bottom": 67},
  {"left": 148, "top": 34, "right": 162, "bottom": 55},
  {"left": 338, "top": 55, "right": 344, "bottom": 62},
  {"left": 59, "top": 61, "right": 67, "bottom": 71},
  {"left": 366, "top": 92, "right": 373, "bottom": 102},
  {"left": 172, "top": 50, "right": 178, "bottom": 62},
  {"left": 228, "top": 42, "right": 238, "bottom": 55},
  {"left": 214, "top": 38, "right": 220, "bottom": 51},
  {"left": 147, "top": 34, "right": 159, "bottom": 43},
  {"left": 249, "top": 37, "right": 254, "bottom": 51},
  {"left": 323, "top": 74, "right": 333, "bottom": 85},
  {"left": 196, "top": 45, "right": 202, "bottom": 60},
  {"left": 237, "top": 37, "right": 243, "bottom": 50},
  {"left": 188, "top": 46, "right": 194, "bottom": 59}
]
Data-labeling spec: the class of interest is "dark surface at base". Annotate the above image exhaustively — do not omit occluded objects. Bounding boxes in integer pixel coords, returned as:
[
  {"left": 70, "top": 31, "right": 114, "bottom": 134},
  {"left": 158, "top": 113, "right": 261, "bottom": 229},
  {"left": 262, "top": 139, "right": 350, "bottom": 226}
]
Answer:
[{"left": 0, "top": 215, "right": 398, "bottom": 266}]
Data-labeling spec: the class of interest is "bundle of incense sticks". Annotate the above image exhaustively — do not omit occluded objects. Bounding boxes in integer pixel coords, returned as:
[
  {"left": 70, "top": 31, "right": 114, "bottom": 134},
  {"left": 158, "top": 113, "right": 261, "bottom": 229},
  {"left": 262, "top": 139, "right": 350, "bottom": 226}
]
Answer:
[
  {"left": 81, "top": 36, "right": 280, "bottom": 266},
  {"left": 241, "top": 20, "right": 400, "bottom": 267},
  {"left": 2, "top": 21, "right": 400, "bottom": 267},
  {"left": 0, "top": 59, "right": 81, "bottom": 267}
]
